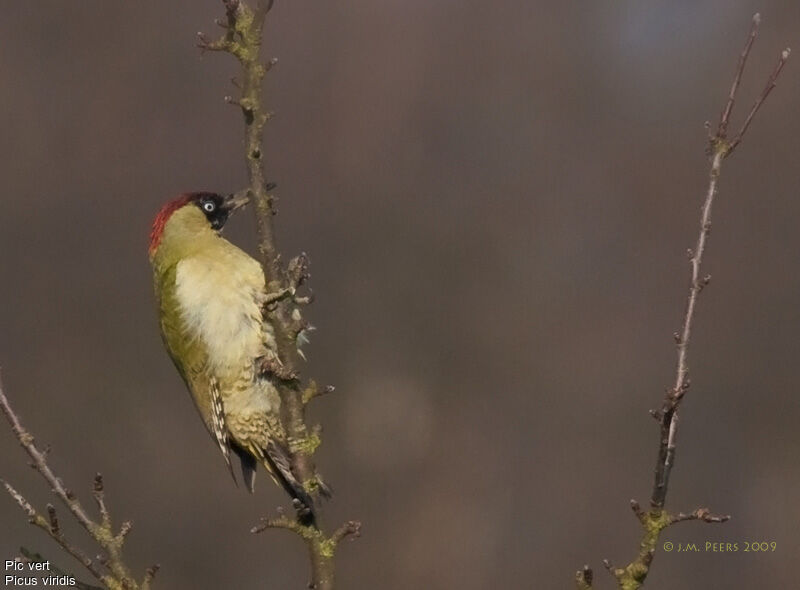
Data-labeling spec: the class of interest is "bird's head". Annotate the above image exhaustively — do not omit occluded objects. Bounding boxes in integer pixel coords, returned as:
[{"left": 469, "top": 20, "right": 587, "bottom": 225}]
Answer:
[{"left": 149, "top": 192, "right": 249, "bottom": 257}]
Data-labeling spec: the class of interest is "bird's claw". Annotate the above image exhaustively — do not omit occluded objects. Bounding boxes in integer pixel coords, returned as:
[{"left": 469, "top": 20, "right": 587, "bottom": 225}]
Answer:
[{"left": 258, "top": 356, "right": 299, "bottom": 382}]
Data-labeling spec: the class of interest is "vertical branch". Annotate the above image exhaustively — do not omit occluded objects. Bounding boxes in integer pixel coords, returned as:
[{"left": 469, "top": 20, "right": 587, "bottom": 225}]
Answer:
[
  {"left": 199, "top": 0, "right": 277, "bottom": 275},
  {"left": 652, "top": 16, "right": 790, "bottom": 513},
  {"left": 651, "top": 145, "right": 721, "bottom": 510},
  {"left": 199, "top": 2, "right": 359, "bottom": 589},
  {"left": 235, "top": 0, "right": 281, "bottom": 279},
  {"left": 577, "top": 14, "right": 789, "bottom": 590}
]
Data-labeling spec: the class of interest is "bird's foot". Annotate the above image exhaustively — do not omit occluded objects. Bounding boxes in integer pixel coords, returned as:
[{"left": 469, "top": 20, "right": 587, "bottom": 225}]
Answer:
[{"left": 258, "top": 356, "right": 299, "bottom": 382}]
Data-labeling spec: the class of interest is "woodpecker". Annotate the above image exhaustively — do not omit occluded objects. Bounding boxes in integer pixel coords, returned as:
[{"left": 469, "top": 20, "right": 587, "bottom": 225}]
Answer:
[{"left": 148, "top": 192, "right": 318, "bottom": 525}]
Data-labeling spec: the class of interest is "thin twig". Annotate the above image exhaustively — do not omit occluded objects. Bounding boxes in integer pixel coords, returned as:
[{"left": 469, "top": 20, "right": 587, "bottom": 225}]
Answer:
[
  {"left": 251, "top": 513, "right": 312, "bottom": 537},
  {"left": 728, "top": 48, "right": 791, "bottom": 153},
  {"left": 3, "top": 480, "right": 107, "bottom": 584},
  {"left": 650, "top": 141, "right": 723, "bottom": 510},
  {"left": 329, "top": 521, "right": 362, "bottom": 547},
  {"left": 1, "top": 375, "right": 152, "bottom": 590},
  {"left": 302, "top": 381, "right": 336, "bottom": 405},
  {"left": 142, "top": 565, "right": 160, "bottom": 590},
  {"left": 93, "top": 473, "right": 111, "bottom": 529},
  {"left": 652, "top": 14, "right": 790, "bottom": 513},
  {"left": 717, "top": 13, "right": 760, "bottom": 139},
  {"left": 0, "top": 377, "right": 96, "bottom": 533},
  {"left": 669, "top": 507, "right": 730, "bottom": 524},
  {"left": 577, "top": 15, "right": 789, "bottom": 590}
]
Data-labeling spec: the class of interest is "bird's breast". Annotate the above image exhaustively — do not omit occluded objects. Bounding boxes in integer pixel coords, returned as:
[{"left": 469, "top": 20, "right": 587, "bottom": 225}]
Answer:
[{"left": 174, "top": 252, "right": 267, "bottom": 378}]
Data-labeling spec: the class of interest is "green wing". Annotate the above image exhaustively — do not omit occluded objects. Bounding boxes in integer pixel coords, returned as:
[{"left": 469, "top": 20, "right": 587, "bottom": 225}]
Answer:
[{"left": 155, "top": 262, "right": 233, "bottom": 471}]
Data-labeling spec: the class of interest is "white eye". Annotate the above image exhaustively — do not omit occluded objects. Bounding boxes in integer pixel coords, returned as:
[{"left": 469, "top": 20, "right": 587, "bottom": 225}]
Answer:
[{"left": 202, "top": 201, "right": 216, "bottom": 213}]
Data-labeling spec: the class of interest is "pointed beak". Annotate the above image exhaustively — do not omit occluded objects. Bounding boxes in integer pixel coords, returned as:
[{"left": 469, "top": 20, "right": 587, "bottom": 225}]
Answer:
[{"left": 224, "top": 192, "right": 250, "bottom": 213}]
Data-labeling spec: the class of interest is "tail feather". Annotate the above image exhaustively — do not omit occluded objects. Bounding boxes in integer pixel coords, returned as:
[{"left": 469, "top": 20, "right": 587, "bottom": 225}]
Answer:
[
  {"left": 264, "top": 440, "right": 318, "bottom": 528},
  {"left": 230, "top": 439, "right": 324, "bottom": 528},
  {"left": 231, "top": 443, "right": 258, "bottom": 493}
]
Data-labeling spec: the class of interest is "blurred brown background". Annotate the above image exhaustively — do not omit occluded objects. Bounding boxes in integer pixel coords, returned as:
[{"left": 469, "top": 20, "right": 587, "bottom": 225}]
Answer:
[{"left": 1, "top": 1, "right": 799, "bottom": 588}]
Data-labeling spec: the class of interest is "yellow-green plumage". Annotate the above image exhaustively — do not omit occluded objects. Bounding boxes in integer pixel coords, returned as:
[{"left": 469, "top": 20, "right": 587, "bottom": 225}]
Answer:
[{"left": 149, "top": 195, "right": 315, "bottom": 522}]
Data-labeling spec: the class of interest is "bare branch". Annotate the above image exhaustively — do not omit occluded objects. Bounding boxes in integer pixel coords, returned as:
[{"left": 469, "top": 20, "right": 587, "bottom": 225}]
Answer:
[
  {"left": 93, "top": 473, "right": 111, "bottom": 529},
  {"left": 302, "top": 382, "right": 336, "bottom": 405},
  {"left": 47, "top": 503, "right": 60, "bottom": 534},
  {"left": 577, "top": 15, "right": 789, "bottom": 590},
  {"left": 669, "top": 507, "right": 730, "bottom": 525},
  {"left": 630, "top": 499, "right": 646, "bottom": 522},
  {"left": 142, "top": 565, "right": 160, "bottom": 590},
  {"left": 251, "top": 513, "right": 311, "bottom": 537},
  {"left": 3, "top": 479, "right": 39, "bottom": 520},
  {"left": 728, "top": 47, "right": 791, "bottom": 154},
  {"left": 0, "top": 376, "right": 98, "bottom": 533},
  {"left": 3, "top": 481, "right": 106, "bottom": 584},
  {"left": 328, "top": 521, "right": 362, "bottom": 547},
  {"left": 1, "top": 375, "right": 153, "bottom": 590},
  {"left": 717, "top": 13, "right": 760, "bottom": 138},
  {"left": 652, "top": 12, "right": 789, "bottom": 513},
  {"left": 117, "top": 520, "right": 133, "bottom": 543}
]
